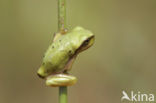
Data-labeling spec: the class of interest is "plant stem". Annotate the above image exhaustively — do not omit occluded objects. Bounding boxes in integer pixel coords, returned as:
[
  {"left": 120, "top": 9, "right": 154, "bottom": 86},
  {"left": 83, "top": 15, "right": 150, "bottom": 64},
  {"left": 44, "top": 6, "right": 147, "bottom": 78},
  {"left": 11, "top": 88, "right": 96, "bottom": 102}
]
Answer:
[
  {"left": 59, "top": 86, "right": 67, "bottom": 103},
  {"left": 58, "top": 0, "right": 66, "bottom": 31},
  {"left": 58, "top": 0, "right": 67, "bottom": 103}
]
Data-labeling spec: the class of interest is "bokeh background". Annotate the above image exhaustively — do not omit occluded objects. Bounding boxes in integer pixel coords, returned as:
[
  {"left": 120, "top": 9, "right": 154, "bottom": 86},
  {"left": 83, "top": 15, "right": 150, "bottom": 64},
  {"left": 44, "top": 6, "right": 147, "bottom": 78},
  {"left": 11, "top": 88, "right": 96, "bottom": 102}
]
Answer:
[{"left": 0, "top": 0, "right": 156, "bottom": 103}]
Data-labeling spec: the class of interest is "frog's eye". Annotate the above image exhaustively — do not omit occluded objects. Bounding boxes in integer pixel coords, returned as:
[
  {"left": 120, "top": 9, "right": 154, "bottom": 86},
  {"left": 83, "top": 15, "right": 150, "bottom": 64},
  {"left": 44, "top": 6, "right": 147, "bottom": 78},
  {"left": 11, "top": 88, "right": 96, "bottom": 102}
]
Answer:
[
  {"left": 84, "top": 39, "right": 90, "bottom": 46},
  {"left": 77, "top": 36, "right": 94, "bottom": 53}
]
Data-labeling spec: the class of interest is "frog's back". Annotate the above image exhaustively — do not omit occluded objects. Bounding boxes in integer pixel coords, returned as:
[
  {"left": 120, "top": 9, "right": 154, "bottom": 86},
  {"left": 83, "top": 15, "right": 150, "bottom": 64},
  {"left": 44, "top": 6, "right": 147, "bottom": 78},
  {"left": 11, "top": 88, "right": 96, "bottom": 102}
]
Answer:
[{"left": 42, "top": 34, "right": 76, "bottom": 74}]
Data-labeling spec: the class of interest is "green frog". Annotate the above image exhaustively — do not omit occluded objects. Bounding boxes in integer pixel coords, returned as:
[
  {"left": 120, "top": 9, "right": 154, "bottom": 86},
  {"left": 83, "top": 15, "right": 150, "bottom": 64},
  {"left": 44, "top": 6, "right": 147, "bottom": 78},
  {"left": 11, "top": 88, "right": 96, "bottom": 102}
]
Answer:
[{"left": 37, "top": 26, "right": 94, "bottom": 86}]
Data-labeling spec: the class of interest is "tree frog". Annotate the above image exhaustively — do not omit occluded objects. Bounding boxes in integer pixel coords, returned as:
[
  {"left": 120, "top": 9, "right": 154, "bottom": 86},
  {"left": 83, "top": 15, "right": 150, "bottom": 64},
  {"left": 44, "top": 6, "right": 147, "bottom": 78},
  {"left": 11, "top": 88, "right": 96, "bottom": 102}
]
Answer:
[{"left": 37, "top": 26, "right": 94, "bottom": 86}]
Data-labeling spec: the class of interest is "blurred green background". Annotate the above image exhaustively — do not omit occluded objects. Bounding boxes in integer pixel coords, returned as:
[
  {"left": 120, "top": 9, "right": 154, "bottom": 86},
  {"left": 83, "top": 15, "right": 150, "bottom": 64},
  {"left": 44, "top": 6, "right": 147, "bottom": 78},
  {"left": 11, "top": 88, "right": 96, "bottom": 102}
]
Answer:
[{"left": 0, "top": 0, "right": 156, "bottom": 103}]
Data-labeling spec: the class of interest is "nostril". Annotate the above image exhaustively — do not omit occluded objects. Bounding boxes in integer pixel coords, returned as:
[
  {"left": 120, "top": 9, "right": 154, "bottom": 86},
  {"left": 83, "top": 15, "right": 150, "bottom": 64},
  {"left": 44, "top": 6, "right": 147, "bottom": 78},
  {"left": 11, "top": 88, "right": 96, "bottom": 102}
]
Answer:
[{"left": 37, "top": 73, "right": 45, "bottom": 79}]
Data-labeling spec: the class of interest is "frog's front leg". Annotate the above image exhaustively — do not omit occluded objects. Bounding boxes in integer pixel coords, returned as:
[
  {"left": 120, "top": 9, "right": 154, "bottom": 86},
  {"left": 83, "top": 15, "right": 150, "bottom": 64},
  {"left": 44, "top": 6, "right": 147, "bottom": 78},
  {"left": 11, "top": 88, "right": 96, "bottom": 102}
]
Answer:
[
  {"left": 64, "top": 55, "right": 77, "bottom": 72},
  {"left": 46, "top": 74, "right": 77, "bottom": 87}
]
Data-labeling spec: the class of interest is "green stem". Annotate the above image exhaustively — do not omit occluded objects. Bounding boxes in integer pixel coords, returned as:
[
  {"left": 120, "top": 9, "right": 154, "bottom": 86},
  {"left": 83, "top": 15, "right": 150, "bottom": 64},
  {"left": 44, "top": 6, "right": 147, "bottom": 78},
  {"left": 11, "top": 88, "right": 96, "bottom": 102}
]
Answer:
[
  {"left": 58, "top": 0, "right": 66, "bottom": 31},
  {"left": 59, "top": 86, "right": 67, "bottom": 103},
  {"left": 58, "top": 0, "right": 67, "bottom": 103}
]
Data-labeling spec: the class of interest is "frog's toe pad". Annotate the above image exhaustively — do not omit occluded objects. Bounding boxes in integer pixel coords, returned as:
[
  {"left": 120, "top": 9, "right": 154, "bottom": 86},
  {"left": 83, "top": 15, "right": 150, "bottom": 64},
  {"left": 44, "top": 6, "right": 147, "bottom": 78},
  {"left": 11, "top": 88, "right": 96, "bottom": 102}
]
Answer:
[{"left": 46, "top": 74, "right": 77, "bottom": 87}]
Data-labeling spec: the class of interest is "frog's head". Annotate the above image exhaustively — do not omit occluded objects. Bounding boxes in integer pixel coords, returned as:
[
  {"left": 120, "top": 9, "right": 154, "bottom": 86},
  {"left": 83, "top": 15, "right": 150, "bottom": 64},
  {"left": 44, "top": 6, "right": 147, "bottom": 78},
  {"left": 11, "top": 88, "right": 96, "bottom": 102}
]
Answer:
[{"left": 71, "top": 26, "right": 95, "bottom": 54}]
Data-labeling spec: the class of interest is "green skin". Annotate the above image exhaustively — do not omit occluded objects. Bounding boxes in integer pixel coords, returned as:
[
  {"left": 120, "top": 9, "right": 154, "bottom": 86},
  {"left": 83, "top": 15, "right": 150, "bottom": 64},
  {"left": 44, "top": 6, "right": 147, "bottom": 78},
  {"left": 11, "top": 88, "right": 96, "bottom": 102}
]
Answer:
[{"left": 37, "top": 26, "right": 94, "bottom": 85}]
